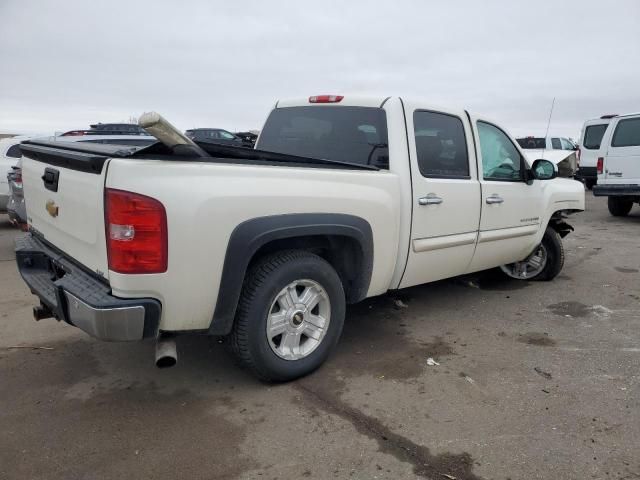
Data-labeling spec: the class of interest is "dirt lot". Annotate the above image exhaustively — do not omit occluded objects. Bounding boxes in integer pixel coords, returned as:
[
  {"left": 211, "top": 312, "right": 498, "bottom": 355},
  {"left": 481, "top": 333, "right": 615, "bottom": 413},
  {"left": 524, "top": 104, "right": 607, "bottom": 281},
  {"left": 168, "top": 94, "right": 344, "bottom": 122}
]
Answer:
[{"left": 0, "top": 193, "right": 638, "bottom": 480}]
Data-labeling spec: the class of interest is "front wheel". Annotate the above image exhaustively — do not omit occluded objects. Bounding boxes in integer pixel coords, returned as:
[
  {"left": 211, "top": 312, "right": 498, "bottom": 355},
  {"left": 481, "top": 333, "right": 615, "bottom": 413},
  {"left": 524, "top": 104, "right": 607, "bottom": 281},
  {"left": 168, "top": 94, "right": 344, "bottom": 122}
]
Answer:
[
  {"left": 500, "top": 227, "right": 564, "bottom": 281},
  {"left": 228, "top": 250, "right": 345, "bottom": 382}
]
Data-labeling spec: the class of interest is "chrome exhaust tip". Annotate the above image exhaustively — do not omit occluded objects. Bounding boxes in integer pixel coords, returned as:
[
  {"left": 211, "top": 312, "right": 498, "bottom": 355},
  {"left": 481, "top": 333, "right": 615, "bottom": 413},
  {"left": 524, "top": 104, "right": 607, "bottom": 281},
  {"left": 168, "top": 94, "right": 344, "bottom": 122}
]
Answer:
[{"left": 155, "top": 336, "right": 177, "bottom": 368}]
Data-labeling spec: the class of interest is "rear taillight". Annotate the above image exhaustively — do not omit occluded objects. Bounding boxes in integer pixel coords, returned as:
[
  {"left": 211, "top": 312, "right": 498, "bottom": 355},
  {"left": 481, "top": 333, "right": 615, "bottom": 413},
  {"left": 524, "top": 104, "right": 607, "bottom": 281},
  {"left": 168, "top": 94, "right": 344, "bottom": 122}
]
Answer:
[
  {"left": 309, "top": 95, "right": 344, "bottom": 103},
  {"left": 105, "top": 188, "right": 167, "bottom": 274},
  {"left": 576, "top": 148, "right": 581, "bottom": 165},
  {"left": 597, "top": 157, "right": 604, "bottom": 174}
]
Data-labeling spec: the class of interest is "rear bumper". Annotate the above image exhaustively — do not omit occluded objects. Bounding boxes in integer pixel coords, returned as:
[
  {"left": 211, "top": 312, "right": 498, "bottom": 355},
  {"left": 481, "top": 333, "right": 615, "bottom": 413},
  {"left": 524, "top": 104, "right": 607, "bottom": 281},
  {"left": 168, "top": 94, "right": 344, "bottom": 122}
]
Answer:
[
  {"left": 15, "top": 233, "right": 161, "bottom": 341},
  {"left": 592, "top": 184, "right": 640, "bottom": 197},
  {"left": 575, "top": 166, "right": 597, "bottom": 181}
]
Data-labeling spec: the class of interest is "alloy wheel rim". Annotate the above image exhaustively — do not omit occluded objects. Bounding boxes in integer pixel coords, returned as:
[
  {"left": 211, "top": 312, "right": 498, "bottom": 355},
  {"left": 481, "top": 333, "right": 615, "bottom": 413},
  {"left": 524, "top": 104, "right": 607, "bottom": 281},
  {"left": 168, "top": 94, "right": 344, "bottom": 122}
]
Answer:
[
  {"left": 265, "top": 279, "right": 331, "bottom": 361},
  {"left": 500, "top": 244, "right": 548, "bottom": 280}
]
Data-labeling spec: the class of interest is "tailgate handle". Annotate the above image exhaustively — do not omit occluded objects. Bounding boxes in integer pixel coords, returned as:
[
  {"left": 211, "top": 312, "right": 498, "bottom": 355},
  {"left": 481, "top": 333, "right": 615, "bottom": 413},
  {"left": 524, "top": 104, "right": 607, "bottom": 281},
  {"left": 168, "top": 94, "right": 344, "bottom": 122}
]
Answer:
[{"left": 42, "top": 167, "right": 60, "bottom": 192}]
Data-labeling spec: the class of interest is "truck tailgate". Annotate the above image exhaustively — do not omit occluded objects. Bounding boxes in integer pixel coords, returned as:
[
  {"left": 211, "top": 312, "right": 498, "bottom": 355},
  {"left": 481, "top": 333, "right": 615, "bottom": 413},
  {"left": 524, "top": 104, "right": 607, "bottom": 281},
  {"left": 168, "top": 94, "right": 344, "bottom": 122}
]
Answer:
[{"left": 21, "top": 146, "right": 111, "bottom": 278}]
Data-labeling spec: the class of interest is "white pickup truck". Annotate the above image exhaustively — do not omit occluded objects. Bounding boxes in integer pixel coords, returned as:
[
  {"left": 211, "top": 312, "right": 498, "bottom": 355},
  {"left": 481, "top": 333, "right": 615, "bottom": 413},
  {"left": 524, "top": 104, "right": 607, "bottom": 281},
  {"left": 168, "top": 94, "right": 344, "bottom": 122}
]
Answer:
[{"left": 16, "top": 95, "right": 585, "bottom": 381}]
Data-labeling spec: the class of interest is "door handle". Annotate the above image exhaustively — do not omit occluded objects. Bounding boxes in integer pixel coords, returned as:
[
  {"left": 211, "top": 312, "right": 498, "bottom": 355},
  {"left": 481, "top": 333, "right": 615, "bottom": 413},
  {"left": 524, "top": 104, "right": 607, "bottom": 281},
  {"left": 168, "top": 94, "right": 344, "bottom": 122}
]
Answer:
[
  {"left": 486, "top": 194, "right": 504, "bottom": 204},
  {"left": 419, "top": 194, "right": 443, "bottom": 206}
]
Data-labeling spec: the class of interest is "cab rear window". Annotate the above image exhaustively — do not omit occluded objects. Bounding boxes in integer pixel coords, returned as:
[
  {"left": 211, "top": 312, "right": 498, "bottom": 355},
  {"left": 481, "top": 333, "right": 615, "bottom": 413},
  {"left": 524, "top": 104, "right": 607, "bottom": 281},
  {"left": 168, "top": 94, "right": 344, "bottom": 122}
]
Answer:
[
  {"left": 583, "top": 124, "right": 608, "bottom": 149},
  {"left": 258, "top": 106, "right": 389, "bottom": 168}
]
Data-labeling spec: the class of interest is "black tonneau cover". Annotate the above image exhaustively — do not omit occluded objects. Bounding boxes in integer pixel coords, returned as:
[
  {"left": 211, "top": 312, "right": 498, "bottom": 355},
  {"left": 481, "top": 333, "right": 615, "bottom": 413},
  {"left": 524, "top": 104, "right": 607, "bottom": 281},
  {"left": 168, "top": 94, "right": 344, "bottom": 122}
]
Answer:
[{"left": 20, "top": 139, "right": 379, "bottom": 175}]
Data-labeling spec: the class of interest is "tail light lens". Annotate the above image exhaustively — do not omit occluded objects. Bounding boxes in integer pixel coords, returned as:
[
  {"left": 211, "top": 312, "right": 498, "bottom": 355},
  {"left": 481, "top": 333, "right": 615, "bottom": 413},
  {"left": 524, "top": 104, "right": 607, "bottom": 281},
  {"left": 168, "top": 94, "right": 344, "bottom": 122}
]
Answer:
[
  {"left": 309, "top": 95, "right": 344, "bottom": 103},
  {"left": 576, "top": 148, "right": 581, "bottom": 165},
  {"left": 597, "top": 157, "right": 604, "bottom": 174},
  {"left": 105, "top": 188, "right": 167, "bottom": 274}
]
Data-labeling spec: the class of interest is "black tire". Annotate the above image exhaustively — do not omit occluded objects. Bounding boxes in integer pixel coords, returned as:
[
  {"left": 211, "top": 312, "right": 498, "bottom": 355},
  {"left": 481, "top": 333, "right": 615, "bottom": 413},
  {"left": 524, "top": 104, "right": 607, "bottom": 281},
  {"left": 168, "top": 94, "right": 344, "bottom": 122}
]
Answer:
[
  {"left": 531, "top": 227, "right": 565, "bottom": 281},
  {"left": 501, "top": 227, "right": 564, "bottom": 282},
  {"left": 607, "top": 197, "right": 633, "bottom": 217},
  {"left": 585, "top": 179, "right": 596, "bottom": 190},
  {"left": 227, "top": 250, "right": 345, "bottom": 382}
]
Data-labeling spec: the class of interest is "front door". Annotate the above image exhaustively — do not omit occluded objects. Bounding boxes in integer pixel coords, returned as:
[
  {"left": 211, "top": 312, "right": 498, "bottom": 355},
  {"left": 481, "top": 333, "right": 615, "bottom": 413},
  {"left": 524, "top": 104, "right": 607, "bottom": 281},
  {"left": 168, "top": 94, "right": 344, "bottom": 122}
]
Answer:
[
  {"left": 400, "top": 105, "right": 480, "bottom": 288},
  {"left": 467, "top": 117, "right": 543, "bottom": 273}
]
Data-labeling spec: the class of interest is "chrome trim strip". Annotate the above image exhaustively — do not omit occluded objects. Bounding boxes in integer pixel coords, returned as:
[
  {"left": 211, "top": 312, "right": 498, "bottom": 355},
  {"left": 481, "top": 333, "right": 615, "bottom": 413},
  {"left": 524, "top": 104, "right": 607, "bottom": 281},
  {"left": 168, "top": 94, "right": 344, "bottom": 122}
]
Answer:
[
  {"left": 413, "top": 231, "right": 477, "bottom": 252},
  {"left": 478, "top": 224, "right": 539, "bottom": 243}
]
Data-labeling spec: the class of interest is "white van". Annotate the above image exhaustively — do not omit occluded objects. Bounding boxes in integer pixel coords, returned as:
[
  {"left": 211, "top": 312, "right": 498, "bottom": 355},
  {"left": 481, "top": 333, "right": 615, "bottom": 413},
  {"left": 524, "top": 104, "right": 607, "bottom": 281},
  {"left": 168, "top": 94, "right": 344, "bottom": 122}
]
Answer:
[
  {"left": 577, "top": 116, "right": 614, "bottom": 189},
  {"left": 592, "top": 112, "right": 640, "bottom": 216}
]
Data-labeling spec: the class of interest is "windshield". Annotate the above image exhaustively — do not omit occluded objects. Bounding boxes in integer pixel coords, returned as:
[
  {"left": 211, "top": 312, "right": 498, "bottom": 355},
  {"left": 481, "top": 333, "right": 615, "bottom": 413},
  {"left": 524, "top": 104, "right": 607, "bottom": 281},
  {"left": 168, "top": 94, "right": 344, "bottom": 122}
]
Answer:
[{"left": 258, "top": 106, "right": 389, "bottom": 168}]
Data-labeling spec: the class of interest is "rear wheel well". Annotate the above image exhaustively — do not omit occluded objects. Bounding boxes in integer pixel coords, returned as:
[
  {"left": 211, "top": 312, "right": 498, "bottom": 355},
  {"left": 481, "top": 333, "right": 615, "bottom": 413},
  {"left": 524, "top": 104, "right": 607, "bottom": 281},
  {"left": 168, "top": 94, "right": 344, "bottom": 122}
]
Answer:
[{"left": 249, "top": 235, "right": 367, "bottom": 304}]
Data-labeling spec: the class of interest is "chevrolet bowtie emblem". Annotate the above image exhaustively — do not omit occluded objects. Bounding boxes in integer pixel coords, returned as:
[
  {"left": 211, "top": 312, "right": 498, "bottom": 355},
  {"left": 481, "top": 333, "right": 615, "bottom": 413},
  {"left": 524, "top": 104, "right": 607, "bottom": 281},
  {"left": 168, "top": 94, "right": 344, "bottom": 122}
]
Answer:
[{"left": 46, "top": 200, "right": 59, "bottom": 217}]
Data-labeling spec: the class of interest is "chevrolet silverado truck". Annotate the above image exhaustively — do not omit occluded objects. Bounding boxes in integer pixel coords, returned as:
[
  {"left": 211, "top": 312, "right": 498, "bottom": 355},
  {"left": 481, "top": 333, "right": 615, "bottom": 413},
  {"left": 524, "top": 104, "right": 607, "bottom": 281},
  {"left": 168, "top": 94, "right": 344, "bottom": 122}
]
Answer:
[{"left": 15, "top": 95, "right": 585, "bottom": 381}]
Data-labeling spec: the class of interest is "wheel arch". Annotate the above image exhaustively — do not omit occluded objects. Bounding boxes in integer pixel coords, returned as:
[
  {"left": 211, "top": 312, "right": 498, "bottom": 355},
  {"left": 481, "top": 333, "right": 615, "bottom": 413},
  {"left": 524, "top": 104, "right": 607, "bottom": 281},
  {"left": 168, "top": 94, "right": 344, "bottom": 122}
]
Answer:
[
  {"left": 547, "top": 209, "right": 580, "bottom": 238},
  {"left": 208, "top": 213, "right": 374, "bottom": 335}
]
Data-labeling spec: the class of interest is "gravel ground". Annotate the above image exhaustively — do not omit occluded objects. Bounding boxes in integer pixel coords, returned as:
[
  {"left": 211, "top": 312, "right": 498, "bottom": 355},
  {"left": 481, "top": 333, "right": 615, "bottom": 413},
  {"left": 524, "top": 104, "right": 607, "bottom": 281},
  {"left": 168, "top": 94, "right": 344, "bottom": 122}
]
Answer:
[{"left": 0, "top": 192, "right": 638, "bottom": 480}]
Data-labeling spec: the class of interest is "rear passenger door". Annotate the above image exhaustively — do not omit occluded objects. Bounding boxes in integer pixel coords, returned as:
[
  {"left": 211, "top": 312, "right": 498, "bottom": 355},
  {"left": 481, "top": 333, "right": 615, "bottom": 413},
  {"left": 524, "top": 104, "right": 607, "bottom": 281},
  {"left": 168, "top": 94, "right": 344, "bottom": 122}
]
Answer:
[
  {"left": 399, "top": 105, "right": 480, "bottom": 288},
  {"left": 602, "top": 116, "right": 640, "bottom": 183}
]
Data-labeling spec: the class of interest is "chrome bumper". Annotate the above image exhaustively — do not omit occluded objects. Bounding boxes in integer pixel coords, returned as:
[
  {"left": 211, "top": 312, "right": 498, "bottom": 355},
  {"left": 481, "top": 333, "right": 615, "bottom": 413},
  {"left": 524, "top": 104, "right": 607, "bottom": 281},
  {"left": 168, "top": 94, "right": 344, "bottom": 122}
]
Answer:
[{"left": 15, "top": 233, "right": 161, "bottom": 341}]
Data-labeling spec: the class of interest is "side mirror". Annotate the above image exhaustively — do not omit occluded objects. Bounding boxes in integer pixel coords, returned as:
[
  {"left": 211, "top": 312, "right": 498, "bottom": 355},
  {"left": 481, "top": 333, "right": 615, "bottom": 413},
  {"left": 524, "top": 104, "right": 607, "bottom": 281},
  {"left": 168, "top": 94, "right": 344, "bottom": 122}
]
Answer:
[{"left": 531, "top": 159, "right": 557, "bottom": 180}]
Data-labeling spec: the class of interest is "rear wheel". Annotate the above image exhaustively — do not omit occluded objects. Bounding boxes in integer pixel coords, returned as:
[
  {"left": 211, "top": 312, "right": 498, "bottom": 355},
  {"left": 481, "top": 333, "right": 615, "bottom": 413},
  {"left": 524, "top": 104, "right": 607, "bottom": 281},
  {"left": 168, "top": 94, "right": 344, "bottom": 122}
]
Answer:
[
  {"left": 228, "top": 250, "right": 345, "bottom": 382},
  {"left": 585, "top": 179, "right": 596, "bottom": 190},
  {"left": 500, "top": 227, "right": 564, "bottom": 281},
  {"left": 607, "top": 197, "right": 633, "bottom": 217}
]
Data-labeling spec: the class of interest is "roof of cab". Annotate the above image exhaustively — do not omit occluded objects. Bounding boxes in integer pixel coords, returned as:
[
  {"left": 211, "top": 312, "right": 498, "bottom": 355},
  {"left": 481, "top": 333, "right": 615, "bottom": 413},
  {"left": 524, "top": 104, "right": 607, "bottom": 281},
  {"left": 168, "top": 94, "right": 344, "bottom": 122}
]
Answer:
[{"left": 275, "top": 95, "right": 390, "bottom": 108}]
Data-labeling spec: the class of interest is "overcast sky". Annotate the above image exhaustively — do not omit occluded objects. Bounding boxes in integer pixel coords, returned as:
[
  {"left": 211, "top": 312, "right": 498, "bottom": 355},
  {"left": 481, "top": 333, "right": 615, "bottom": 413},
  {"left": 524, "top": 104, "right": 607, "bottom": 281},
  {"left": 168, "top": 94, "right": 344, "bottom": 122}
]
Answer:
[{"left": 1, "top": 0, "right": 639, "bottom": 139}]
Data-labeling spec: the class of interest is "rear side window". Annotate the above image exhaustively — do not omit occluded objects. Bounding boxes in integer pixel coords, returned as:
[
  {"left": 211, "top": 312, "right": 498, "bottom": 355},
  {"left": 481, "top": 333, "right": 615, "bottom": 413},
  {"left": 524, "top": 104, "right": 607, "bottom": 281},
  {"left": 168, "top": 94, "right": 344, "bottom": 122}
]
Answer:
[
  {"left": 551, "top": 138, "right": 561, "bottom": 149},
  {"left": 5, "top": 144, "right": 22, "bottom": 158},
  {"left": 258, "top": 106, "right": 389, "bottom": 168},
  {"left": 413, "top": 111, "right": 469, "bottom": 178},
  {"left": 583, "top": 124, "right": 608, "bottom": 149},
  {"left": 611, "top": 118, "right": 640, "bottom": 147}
]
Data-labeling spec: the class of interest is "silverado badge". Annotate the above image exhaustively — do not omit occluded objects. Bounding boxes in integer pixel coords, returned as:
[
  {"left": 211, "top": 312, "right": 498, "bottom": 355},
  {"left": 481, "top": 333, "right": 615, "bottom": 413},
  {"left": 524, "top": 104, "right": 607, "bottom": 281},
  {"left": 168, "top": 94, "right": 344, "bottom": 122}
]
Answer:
[{"left": 45, "top": 200, "right": 59, "bottom": 218}]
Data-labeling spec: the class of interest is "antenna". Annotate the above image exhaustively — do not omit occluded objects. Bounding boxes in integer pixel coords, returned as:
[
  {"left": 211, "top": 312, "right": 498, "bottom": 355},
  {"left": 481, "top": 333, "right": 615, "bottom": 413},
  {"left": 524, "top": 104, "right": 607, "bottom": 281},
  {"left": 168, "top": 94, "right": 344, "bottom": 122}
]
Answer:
[{"left": 542, "top": 97, "right": 555, "bottom": 157}]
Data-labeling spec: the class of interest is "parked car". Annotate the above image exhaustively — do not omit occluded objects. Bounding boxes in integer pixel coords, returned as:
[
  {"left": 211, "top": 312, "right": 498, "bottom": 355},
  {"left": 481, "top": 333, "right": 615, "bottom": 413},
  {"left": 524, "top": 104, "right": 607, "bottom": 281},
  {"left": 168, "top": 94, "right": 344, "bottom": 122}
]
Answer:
[
  {"left": 516, "top": 136, "right": 577, "bottom": 151},
  {"left": 7, "top": 162, "right": 26, "bottom": 228},
  {"left": 576, "top": 115, "right": 616, "bottom": 189},
  {"left": 592, "top": 112, "right": 640, "bottom": 216},
  {"left": 185, "top": 128, "right": 251, "bottom": 147},
  {"left": 234, "top": 131, "right": 258, "bottom": 147},
  {"left": 0, "top": 136, "right": 29, "bottom": 212},
  {"left": 516, "top": 136, "right": 579, "bottom": 179},
  {"left": 60, "top": 123, "right": 151, "bottom": 137},
  {"left": 16, "top": 95, "right": 584, "bottom": 382}
]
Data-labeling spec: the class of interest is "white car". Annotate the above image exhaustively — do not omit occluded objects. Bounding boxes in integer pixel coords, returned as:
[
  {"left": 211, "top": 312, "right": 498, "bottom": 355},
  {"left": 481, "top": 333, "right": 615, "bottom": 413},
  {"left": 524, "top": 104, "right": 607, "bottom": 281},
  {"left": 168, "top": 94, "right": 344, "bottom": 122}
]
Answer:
[
  {"left": 516, "top": 135, "right": 577, "bottom": 151},
  {"left": 0, "top": 136, "right": 30, "bottom": 212},
  {"left": 16, "top": 95, "right": 585, "bottom": 381},
  {"left": 516, "top": 136, "right": 578, "bottom": 178},
  {"left": 592, "top": 112, "right": 640, "bottom": 216},
  {"left": 576, "top": 115, "right": 616, "bottom": 189}
]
